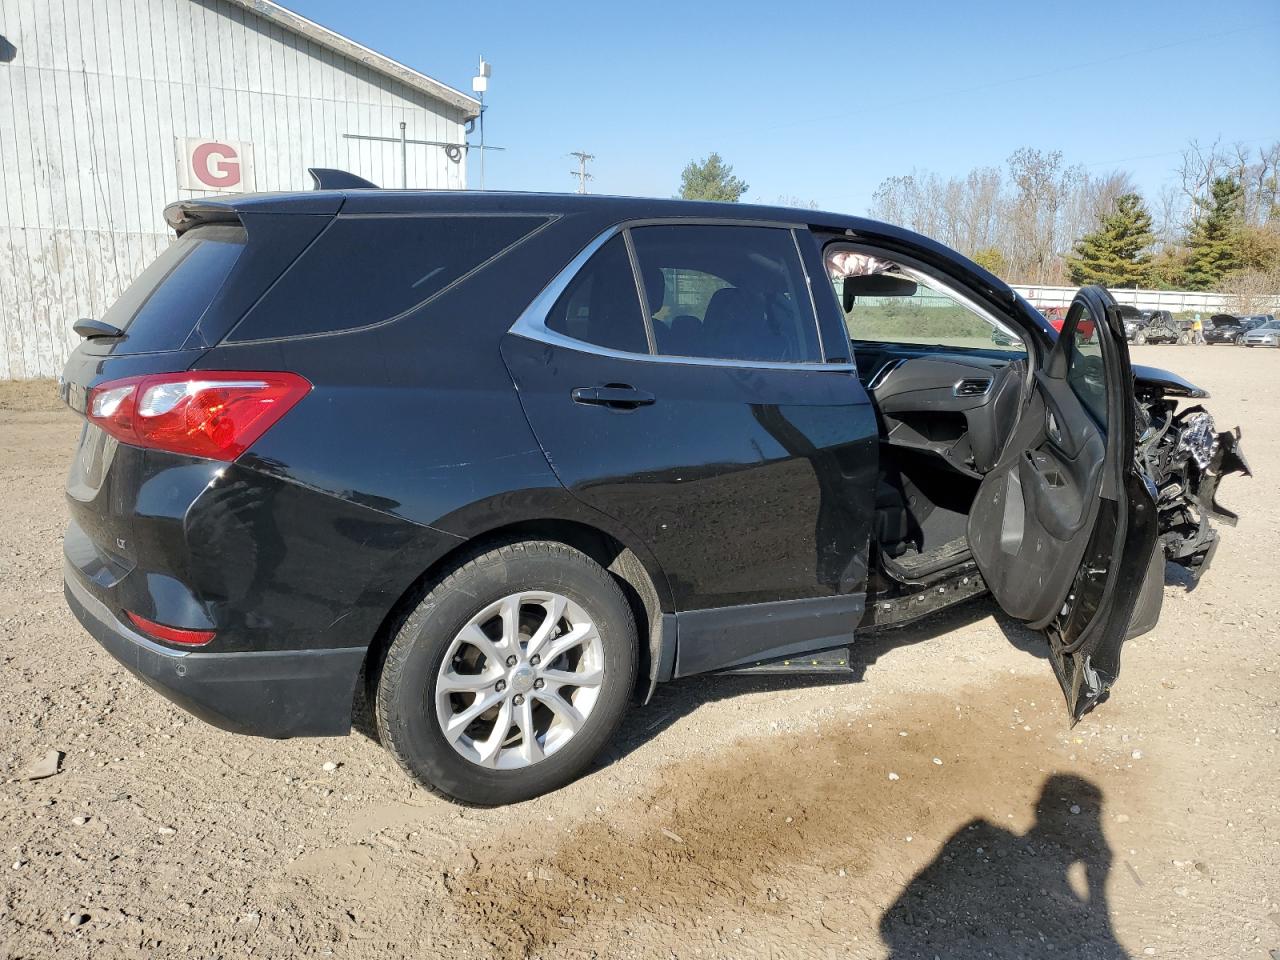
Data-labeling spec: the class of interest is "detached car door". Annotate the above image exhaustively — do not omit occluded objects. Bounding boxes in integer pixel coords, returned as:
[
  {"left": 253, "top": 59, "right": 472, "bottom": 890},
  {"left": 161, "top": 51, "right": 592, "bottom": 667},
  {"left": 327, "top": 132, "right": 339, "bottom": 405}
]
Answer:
[{"left": 968, "top": 286, "right": 1160, "bottom": 719}]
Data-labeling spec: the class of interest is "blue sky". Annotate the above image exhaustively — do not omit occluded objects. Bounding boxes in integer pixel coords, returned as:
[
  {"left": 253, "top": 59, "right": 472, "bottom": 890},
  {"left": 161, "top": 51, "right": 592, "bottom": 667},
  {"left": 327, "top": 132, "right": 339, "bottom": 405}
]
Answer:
[{"left": 289, "top": 0, "right": 1278, "bottom": 212}]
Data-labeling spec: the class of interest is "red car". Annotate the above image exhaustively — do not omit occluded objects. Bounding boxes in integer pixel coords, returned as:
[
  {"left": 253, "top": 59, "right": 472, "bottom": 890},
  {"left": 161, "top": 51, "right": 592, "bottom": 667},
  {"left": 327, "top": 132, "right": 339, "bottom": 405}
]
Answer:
[{"left": 1041, "top": 306, "right": 1096, "bottom": 341}]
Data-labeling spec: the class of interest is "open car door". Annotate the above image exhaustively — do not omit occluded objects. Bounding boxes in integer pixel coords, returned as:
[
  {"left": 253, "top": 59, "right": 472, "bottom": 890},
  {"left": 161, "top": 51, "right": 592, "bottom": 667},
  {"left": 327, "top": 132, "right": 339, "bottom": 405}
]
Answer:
[{"left": 968, "top": 286, "right": 1161, "bottom": 720}]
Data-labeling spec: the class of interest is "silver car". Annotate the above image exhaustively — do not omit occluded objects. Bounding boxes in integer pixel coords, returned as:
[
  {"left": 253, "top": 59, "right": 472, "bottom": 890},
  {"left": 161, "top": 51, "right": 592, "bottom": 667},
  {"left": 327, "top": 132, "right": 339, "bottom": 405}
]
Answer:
[{"left": 1240, "top": 319, "right": 1280, "bottom": 347}]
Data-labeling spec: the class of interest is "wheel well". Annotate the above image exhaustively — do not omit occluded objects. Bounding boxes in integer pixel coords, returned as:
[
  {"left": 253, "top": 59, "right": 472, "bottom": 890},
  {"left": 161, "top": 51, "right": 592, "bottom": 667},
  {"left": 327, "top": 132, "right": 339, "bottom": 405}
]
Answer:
[{"left": 359, "top": 520, "right": 667, "bottom": 711}]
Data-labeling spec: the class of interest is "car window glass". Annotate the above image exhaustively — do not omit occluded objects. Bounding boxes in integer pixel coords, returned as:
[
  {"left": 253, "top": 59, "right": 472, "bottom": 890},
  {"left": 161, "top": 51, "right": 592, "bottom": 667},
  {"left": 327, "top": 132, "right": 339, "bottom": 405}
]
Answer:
[
  {"left": 103, "top": 225, "right": 246, "bottom": 353},
  {"left": 629, "top": 225, "right": 822, "bottom": 363},
  {"left": 545, "top": 235, "right": 649, "bottom": 353},
  {"left": 825, "top": 248, "right": 1025, "bottom": 354},
  {"left": 230, "top": 215, "right": 548, "bottom": 341},
  {"left": 1066, "top": 304, "right": 1108, "bottom": 430}
]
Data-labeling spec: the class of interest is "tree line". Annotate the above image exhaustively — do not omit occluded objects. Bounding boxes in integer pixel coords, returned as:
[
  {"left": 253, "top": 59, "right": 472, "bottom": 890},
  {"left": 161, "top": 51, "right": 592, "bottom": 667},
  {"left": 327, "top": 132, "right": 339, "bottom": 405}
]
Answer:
[
  {"left": 678, "top": 144, "right": 1279, "bottom": 307},
  {"left": 867, "top": 141, "right": 1280, "bottom": 304}
]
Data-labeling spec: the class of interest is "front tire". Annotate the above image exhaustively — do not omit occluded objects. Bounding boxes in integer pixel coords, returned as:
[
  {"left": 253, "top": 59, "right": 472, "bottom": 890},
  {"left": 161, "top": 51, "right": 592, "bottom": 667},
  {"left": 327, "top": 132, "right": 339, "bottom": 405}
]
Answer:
[
  {"left": 1134, "top": 333, "right": 1146, "bottom": 345},
  {"left": 375, "top": 541, "right": 638, "bottom": 804}
]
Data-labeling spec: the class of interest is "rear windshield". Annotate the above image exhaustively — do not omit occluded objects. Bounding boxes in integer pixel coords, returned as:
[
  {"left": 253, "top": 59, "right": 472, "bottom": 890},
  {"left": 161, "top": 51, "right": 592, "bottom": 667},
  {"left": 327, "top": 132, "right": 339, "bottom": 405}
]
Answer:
[
  {"left": 227, "top": 214, "right": 550, "bottom": 341},
  {"left": 102, "top": 224, "right": 246, "bottom": 354}
]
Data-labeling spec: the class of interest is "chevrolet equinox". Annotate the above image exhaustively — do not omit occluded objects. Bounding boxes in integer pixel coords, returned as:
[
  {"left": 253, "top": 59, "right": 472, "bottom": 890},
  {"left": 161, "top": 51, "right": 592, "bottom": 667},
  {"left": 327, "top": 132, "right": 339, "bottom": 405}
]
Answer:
[{"left": 61, "top": 173, "right": 1249, "bottom": 804}]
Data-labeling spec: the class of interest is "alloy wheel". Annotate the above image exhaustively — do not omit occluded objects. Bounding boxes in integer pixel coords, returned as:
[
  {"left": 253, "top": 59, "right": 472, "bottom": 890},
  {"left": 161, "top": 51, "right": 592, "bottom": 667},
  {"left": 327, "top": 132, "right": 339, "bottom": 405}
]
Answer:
[{"left": 434, "top": 591, "right": 605, "bottom": 769}]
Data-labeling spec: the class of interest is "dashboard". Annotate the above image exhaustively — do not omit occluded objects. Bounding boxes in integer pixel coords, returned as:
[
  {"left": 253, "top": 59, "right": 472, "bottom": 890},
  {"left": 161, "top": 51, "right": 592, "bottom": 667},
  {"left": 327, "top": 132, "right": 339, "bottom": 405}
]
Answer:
[{"left": 854, "top": 345, "right": 1026, "bottom": 477}]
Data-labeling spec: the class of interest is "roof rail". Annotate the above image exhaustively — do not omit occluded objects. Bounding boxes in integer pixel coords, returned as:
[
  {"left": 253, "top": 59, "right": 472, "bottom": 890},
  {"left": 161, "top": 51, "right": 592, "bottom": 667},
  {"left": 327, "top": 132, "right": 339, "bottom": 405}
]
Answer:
[{"left": 307, "top": 168, "right": 379, "bottom": 190}]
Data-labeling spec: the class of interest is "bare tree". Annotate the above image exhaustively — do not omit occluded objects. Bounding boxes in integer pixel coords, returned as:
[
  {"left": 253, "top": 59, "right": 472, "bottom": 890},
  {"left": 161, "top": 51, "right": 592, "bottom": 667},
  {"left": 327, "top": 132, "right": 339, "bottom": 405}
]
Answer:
[
  {"left": 866, "top": 140, "right": 1279, "bottom": 286},
  {"left": 1006, "top": 148, "right": 1084, "bottom": 284},
  {"left": 1221, "top": 266, "right": 1280, "bottom": 315}
]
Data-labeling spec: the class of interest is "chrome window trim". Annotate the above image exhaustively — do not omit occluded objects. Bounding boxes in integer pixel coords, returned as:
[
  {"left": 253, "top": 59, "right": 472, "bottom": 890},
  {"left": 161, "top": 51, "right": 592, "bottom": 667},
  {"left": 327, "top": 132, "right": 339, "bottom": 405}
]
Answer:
[
  {"left": 788, "top": 228, "right": 827, "bottom": 363},
  {"left": 867, "top": 358, "right": 904, "bottom": 391},
  {"left": 509, "top": 222, "right": 855, "bottom": 373}
]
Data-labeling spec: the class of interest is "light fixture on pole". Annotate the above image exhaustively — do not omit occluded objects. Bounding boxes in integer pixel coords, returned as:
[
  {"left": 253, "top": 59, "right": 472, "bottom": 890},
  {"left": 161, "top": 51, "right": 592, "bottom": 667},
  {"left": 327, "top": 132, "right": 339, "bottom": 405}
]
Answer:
[{"left": 471, "top": 57, "right": 491, "bottom": 190}]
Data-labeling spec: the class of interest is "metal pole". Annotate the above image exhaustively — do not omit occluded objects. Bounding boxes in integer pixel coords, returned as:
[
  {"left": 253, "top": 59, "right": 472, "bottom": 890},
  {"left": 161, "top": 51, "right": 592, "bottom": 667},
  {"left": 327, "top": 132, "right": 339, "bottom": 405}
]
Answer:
[
  {"left": 478, "top": 94, "right": 485, "bottom": 190},
  {"left": 400, "top": 121, "right": 407, "bottom": 189}
]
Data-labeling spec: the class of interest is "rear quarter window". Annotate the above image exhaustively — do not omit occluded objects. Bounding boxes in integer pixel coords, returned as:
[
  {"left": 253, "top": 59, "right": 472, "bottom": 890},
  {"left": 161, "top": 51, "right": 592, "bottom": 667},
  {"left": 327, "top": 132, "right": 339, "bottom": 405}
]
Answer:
[
  {"left": 103, "top": 224, "right": 246, "bottom": 354},
  {"left": 227, "top": 214, "right": 550, "bottom": 341}
]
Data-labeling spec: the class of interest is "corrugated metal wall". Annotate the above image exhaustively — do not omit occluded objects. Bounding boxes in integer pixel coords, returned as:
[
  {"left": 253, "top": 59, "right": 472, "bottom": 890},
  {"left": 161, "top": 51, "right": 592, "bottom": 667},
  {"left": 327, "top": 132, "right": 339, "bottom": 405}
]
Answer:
[{"left": 0, "top": 0, "right": 470, "bottom": 379}]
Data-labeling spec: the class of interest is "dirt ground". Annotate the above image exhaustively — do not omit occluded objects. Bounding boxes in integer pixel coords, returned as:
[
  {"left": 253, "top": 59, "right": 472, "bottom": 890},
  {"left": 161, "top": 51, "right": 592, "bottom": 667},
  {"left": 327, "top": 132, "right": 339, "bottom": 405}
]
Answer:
[{"left": 1, "top": 346, "right": 1277, "bottom": 960}]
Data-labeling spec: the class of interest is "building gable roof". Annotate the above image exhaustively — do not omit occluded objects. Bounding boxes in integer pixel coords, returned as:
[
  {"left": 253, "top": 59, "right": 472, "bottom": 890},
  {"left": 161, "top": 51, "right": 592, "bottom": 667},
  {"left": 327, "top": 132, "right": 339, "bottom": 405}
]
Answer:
[{"left": 224, "top": 0, "right": 480, "bottom": 118}]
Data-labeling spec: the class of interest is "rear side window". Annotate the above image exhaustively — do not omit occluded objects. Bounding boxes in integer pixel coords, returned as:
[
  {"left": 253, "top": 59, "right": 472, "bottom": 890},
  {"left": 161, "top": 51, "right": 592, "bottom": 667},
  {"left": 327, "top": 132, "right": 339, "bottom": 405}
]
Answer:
[
  {"left": 545, "top": 236, "right": 648, "bottom": 353},
  {"left": 229, "top": 215, "right": 548, "bottom": 341},
  {"left": 103, "top": 224, "right": 245, "bottom": 354},
  {"left": 629, "top": 225, "right": 822, "bottom": 363}
]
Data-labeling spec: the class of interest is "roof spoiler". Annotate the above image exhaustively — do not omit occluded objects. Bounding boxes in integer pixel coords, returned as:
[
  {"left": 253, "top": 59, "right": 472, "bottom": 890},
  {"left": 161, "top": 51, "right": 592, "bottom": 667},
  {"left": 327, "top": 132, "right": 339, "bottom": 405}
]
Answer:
[
  {"left": 308, "top": 167, "right": 378, "bottom": 190},
  {"left": 163, "top": 201, "right": 242, "bottom": 235}
]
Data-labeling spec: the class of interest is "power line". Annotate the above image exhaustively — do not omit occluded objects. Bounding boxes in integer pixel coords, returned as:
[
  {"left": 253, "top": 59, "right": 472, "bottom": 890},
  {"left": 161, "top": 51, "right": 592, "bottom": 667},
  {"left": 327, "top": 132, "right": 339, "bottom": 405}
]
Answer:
[{"left": 569, "top": 151, "right": 595, "bottom": 194}]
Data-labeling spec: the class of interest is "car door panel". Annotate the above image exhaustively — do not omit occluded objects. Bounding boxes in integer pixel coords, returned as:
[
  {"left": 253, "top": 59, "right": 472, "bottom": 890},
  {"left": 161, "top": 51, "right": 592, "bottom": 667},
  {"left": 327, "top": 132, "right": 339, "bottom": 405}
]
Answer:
[
  {"left": 501, "top": 219, "right": 879, "bottom": 677},
  {"left": 970, "top": 387, "right": 1102, "bottom": 626},
  {"left": 969, "top": 286, "right": 1161, "bottom": 718},
  {"left": 503, "top": 337, "right": 878, "bottom": 613}
]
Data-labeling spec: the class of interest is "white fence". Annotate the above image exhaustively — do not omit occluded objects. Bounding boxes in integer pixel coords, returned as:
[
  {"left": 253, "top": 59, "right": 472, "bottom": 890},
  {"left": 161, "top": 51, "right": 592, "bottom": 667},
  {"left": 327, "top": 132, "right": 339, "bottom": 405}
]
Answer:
[{"left": 1011, "top": 285, "right": 1279, "bottom": 314}]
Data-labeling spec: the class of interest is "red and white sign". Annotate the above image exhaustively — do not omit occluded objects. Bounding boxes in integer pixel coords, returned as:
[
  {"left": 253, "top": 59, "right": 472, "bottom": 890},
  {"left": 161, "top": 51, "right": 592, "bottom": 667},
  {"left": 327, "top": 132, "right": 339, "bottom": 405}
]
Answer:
[{"left": 177, "top": 138, "right": 255, "bottom": 193}]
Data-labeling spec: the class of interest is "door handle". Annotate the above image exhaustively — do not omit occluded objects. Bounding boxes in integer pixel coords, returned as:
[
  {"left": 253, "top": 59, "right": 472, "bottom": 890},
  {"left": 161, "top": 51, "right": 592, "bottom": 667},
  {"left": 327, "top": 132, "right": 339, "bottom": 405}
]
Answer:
[
  {"left": 1047, "top": 411, "right": 1063, "bottom": 445},
  {"left": 571, "top": 385, "right": 656, "bottom": 409}
]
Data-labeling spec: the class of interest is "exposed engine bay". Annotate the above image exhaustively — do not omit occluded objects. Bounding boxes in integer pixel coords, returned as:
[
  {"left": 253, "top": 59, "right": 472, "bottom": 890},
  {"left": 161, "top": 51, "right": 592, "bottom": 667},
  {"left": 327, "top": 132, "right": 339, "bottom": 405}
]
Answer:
[{"left": 1134, "top": 373, "right": 1251, "bottom": 578}]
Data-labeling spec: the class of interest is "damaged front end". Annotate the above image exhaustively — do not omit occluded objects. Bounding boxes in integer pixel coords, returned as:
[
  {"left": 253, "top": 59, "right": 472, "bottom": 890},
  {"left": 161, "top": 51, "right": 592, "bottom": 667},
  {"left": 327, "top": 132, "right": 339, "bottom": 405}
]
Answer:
[{"left": 1133, "top": 370, "right": 1251, "bottom": 580}]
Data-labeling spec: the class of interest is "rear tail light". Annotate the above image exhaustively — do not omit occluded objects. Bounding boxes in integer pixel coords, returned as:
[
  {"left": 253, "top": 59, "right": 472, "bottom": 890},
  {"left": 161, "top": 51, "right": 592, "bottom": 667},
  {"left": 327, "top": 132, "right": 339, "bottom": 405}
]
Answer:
[
  {"left": 125, "top": 611, "right": 215, "bottom": 646},
  {"left": 86, "top": 371, "right": 310, "bottom": 461}
]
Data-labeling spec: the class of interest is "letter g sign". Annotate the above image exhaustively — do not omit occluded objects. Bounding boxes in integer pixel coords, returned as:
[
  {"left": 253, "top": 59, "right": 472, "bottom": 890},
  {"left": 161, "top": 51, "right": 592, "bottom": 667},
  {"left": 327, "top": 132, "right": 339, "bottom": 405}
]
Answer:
[
  {"left": 193, "top": 142, "right": 240, "bottom": 188},
  {"left": 178, "top": 138, "right": 255, "bottom": 193}
]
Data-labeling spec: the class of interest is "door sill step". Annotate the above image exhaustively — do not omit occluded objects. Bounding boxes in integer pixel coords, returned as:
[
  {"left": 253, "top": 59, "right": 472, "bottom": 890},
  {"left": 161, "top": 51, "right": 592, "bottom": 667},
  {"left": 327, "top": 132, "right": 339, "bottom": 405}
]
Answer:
[{"left": 716, "top": 646, "right": 854, "bottom": 675}]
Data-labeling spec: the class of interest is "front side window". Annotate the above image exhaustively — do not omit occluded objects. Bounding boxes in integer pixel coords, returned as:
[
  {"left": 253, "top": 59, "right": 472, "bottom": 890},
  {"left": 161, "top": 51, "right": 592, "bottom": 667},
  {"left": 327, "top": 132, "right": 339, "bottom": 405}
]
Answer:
[
  {"left": 1066, "top": 304, "right": 1108, "bottom": 429},
  {"left": 630, "top": 225, "right": 823, "bottom": 363},
  {"left": 826, "top": 246, "right": 1025, "bottom": 353}
]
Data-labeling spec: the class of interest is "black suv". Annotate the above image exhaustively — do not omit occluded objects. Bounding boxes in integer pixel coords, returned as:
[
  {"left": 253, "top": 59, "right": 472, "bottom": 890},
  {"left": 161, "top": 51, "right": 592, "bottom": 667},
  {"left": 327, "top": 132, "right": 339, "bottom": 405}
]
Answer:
[{"left": 61, "top": 182, "right": 1249, "bottom": 803}]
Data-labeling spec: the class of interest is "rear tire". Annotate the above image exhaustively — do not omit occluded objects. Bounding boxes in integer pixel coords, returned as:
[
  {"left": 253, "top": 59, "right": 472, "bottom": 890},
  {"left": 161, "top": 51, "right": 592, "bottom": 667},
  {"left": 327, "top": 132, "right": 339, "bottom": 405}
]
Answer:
[{"left": 374, "top": 540, "right": 637, "bottom": 805}]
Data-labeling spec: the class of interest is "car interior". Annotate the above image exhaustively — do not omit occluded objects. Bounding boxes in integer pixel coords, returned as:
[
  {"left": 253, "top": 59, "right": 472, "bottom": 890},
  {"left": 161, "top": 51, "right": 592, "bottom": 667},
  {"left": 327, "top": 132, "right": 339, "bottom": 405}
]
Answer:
[{"left": 823, "top": 245, "right": 1036, "bottom": 593}]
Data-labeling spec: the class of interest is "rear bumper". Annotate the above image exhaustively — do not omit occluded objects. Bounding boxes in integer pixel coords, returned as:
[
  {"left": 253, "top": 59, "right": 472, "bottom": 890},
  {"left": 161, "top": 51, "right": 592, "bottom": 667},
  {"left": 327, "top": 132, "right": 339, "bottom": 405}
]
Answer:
[{"left": 64, "top": 563, "right": 365, "bottom": 738}]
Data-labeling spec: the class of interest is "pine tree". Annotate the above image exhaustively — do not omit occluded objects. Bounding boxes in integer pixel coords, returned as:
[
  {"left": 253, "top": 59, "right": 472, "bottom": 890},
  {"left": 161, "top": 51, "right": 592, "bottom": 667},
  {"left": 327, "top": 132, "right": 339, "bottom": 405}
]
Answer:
[
  {"left": 971, "top": 247, "right": 1007, "bottom": 276},
  {"left": 1065, "top": 193, "right": 1154, "bottom": 287},
  {"left": 678, "top": 153, "right": 748, "bottom": 202},
  {"left": 1183, "top": 177, "right": 1244, "bottom": 290}
]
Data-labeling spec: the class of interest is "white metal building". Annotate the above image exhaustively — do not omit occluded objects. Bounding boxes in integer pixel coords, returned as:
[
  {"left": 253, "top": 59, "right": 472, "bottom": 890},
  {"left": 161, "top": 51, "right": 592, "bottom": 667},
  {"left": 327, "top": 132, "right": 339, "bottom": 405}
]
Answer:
[{"left": 0, "top": 0, "right": 480, "bottom": 379}]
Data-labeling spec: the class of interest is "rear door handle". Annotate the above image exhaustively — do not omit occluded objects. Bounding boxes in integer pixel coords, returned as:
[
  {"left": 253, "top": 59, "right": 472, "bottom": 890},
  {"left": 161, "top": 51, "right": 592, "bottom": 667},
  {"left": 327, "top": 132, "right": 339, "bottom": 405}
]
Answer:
[{"left": 571, "top": 385, "right": 656, "bottom": 409}]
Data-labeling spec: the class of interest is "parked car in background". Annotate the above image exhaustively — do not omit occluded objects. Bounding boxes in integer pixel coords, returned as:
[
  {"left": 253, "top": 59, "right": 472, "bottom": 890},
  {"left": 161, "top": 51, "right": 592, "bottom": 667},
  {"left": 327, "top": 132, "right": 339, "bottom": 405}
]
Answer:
[
  {"left": 1132, "top": 312, "right": 1190, "bottom": 345},
  {"left": 59, "top": 182, "right": 1250, "bottom": 804},
  {"left": 1240, "top": 318, "right": 1280, "bottom": 347},
  {"left": 1038, "top": 304, "right": 1096, "bottom": 341},
  {"left": 1118, "top": 305, "right": 1146, "bottom": 341},
  {"left": 1203, "top": 314, "right": 1246, "bottom": 345}
]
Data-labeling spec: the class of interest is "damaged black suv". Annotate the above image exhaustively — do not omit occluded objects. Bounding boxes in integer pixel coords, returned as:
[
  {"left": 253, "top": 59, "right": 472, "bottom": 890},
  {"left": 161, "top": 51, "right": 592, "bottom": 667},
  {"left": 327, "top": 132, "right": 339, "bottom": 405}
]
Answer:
[{"left": 60, "top": 178, "right": 1249, "bottom": 803}]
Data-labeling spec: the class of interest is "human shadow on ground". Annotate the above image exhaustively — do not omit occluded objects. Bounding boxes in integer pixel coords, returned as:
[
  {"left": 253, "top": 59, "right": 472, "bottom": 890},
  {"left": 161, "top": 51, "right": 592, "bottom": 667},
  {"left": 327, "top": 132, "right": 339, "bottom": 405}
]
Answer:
[{"left": 879, "top": 773, "right": 1129, "bottom": 959}]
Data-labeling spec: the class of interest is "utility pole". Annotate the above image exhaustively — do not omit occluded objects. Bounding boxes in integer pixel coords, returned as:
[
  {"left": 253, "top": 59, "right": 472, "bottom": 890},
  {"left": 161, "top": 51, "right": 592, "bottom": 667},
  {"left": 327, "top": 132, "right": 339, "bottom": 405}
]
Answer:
[
  {"left": 472, "top": 56, "right": 491, "bottom": 190},
  {"left": 569, "top": 151, "right": 595, "bottom": 194}
]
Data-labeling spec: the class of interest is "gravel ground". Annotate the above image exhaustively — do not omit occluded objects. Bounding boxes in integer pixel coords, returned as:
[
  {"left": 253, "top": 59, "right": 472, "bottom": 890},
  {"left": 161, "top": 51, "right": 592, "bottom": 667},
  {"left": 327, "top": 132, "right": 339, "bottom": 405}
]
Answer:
[{"left": 1, "top": 345, "right": 1277, "bottom": 959}]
